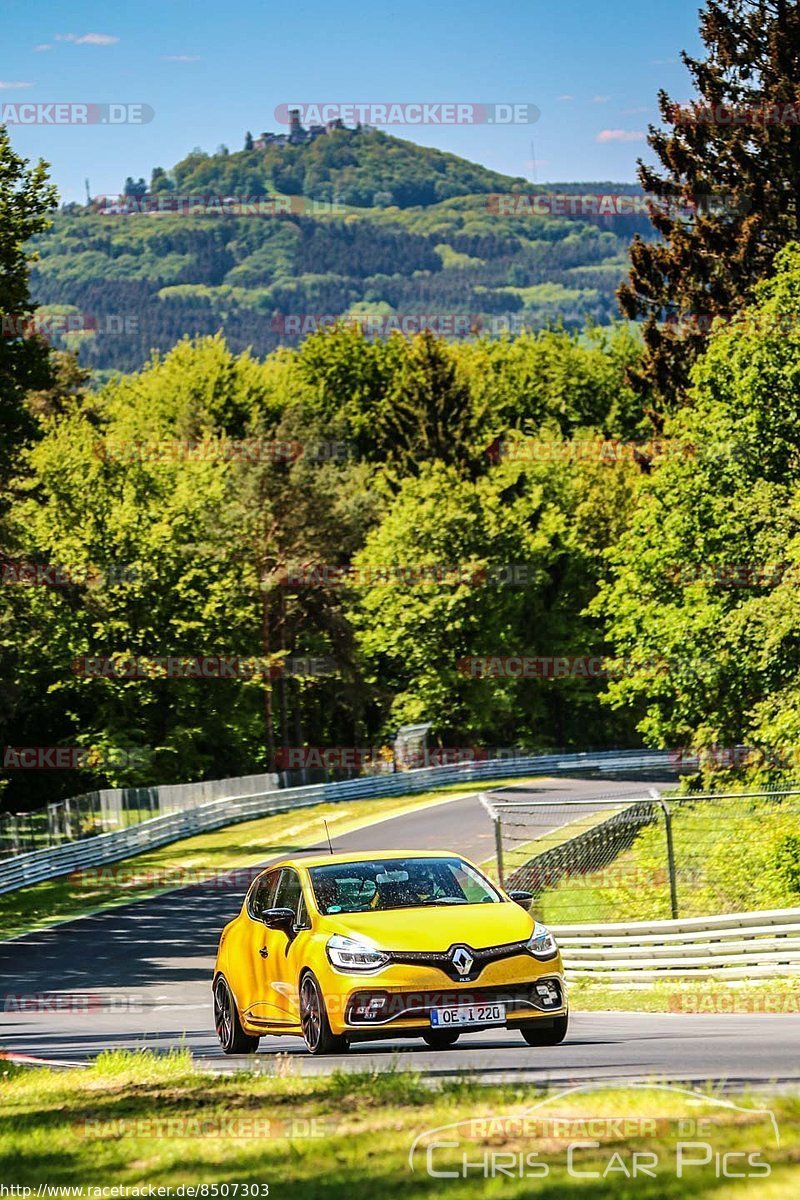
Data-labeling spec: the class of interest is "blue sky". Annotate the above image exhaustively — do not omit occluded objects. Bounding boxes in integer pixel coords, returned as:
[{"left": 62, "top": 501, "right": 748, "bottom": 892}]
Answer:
[{"left": 2, "top": 0, "right": 706, "bottom": 203}]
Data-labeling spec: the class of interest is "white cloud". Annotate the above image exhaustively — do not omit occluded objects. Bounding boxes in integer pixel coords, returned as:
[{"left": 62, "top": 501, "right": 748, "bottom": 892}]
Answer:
[
  {"left": 56, "top": 33, "right": 120, "bottom": 46},
  {"left": 0, "top": 81, "right": 34, "bottom": 89},
  {"left": 557, "top": 94, "right": 574, "bottom": 101},
  {"left": 592, "top": 95, "right": 611, "bottom": 104},
  {"left": 161, "top": 54, "right": 201, "bottom": 62},
  {"left": 596, "top": 128, "right": 646, "bottom": 143},
  {"left": 33, "top": 44, "right": 53, "bottom": 53}
]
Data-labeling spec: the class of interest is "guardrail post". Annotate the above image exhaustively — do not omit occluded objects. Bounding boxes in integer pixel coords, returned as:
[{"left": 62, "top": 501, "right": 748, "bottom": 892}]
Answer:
[
  {"left": 494, "top": 810, "right": 505, "bottom": 888},
  {"left": 658, "top": 796, "right": 679, "bottom": 919}
]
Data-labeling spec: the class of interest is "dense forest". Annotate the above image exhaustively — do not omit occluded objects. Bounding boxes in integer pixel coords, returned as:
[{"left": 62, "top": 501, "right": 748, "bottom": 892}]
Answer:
[
  {"left": 5, "top": 0, "right": 800, "bottom": 812},
  {"left": 30, "top": 128, "right": 650, "bottom": 374}
]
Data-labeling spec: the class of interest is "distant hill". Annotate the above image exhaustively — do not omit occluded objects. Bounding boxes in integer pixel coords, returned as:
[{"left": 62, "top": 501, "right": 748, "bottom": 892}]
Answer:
[
  {"left": 166, "top": 125, "right": 532, "bottom": 208},
  {"left": 31, "top": 127, "right": 653, "bottom": 374}
]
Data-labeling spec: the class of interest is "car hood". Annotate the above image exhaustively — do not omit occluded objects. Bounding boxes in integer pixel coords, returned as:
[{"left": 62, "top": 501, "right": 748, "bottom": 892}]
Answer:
[{"left": 319, "top": 902, "right": 534, "bottom": 952}]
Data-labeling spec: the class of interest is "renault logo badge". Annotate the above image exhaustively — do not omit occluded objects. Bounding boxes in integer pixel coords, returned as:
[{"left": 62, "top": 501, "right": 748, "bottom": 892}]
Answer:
[{"left": 451, "top": 946, "right": 474, "bottom": 976}]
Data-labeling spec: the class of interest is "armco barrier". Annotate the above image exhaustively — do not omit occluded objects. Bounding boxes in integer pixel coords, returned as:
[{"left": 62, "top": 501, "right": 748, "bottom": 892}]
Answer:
[
  {"left": 0, "top": 771, "right": 281, "bottom": 856},
  {"left": 0, "top": 749, "right": 676, "bottom": 894},
  {"left": 554, "top": 908, "right": 800, "bottom": 980}
]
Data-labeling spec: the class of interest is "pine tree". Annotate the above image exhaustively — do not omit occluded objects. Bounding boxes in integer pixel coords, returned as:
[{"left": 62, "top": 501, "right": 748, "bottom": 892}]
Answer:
[
  {"left": 0, "top": 126, "right": 58, "bottom": 502},
  {"left": 380, "top": 331, "right": 481, "bottom": 478},
  {"left": 244, "top": 130, "right": 254, "bottom": 151},
  {"left": 619, "top": 0, "right": 800, "bottom": 420}
]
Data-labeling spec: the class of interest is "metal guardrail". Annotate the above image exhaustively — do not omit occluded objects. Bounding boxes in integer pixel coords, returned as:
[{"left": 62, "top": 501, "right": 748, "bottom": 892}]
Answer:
[
  {"left": 554, "top": 908, "right": 800, "bottom": 980},
  {"left": 0, "top": 748, "right": 677, "bottom": 895},
  {"left": 0, "top": 771, "right": 281, "bottom": 857}
]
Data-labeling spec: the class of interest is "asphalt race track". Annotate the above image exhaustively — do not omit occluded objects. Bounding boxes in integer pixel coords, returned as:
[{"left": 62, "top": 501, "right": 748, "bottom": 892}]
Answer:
[{"left": 2, "top": 776, "right": 799, "bottom": 1086}]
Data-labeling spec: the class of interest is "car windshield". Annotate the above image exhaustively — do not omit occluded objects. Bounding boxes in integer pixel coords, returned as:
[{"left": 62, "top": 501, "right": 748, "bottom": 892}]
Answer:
[{"left": 309, "top": 857, "right": 501, "bottom": 913}]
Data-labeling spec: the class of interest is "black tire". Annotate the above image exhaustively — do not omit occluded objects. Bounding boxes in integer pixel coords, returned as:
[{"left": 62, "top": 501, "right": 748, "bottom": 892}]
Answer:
[
  {"left": 520, "top": 1012, "right": 569, "bottom": 1046},
  {"left": 299, "top": 973, "right": 350, "bottom": 1056},
  {"left": 422, "top": 1030, "right": 460, "bottom": 1049},
  {"left": 214, "top": 975, "right": 260, "bottom": 1054}
]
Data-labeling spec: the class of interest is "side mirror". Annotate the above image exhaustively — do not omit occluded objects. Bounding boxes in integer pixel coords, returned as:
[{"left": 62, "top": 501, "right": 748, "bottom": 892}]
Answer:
[
  {"left": 508, "top": 890, "right": 534, "bottom": 912},
  {"left": 261, "top": 906, "right": 296, "bottom": 933}
]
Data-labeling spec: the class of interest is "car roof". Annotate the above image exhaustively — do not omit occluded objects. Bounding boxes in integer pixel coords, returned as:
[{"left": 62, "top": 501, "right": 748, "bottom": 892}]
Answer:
[{"left": 264, "top": 848, "right": 466, "bottom": 872}]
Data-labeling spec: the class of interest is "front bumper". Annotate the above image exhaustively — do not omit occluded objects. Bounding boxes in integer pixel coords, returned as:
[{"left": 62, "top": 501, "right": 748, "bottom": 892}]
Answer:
[
  {"left": 344, "top": 976, "right": 566, "bottom": 1029},
  {"left": 316, "top": 952, "right": 566, "bottom": 1036}
]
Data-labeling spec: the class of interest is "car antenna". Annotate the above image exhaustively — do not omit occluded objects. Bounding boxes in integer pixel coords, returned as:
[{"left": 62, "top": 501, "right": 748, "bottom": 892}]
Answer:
[{"left": 323, "top": 819, "right": 334, "bottom": 855}]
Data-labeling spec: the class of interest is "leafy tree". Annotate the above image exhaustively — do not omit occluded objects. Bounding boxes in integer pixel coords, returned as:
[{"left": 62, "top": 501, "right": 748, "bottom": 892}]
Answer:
[
  {"left": 0, "top": 125, "right": 58, "bottom": 493},
  {"left": 597, "top": 243, "right": 800, "bottom": 775},
  {"left": 350, "top": 456, "right": 639, "bottom": 749},
  {"left": 0, "top": 316, "right": 652, "bottom": 807},
  {"left": 150, "top": 166, "right": 173, "bottom": 194},
  {"left": 244, "top": 131, "right": 254, "bottom": 152},
  {"left": 123, "top": 177, "right": 147, "bottom": 198},
  {"left": 620, "top": 0, "right": 800, "bottom": 417},
  {"left": 1, "top": 335, "right": 382, "bottom": 802}
]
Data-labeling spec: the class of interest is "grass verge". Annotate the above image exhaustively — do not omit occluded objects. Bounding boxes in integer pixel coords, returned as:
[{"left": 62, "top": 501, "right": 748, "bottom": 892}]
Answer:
[
  {"left": 0, "top": 777, "right": 538, "bottom": 942},
  {"left": 534, "top": 796, "right": 800, "bottom": 924},
  {"left": 569, "top": 977, "right": 800, "bottom": 1014},
  {"left": 0, "top": 1050, "right": 798, "bottom": 1195},
  {"left": 479, "top": 802, "right": 631, "bottom": 881}
]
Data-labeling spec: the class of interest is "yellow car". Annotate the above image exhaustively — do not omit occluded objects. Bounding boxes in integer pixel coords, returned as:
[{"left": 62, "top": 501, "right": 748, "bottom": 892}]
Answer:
[{"left": 213, "top": 849, "right": 567, "bottom": 1055}]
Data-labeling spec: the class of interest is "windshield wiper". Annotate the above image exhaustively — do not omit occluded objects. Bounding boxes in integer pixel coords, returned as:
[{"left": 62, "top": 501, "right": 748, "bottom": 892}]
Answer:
[{"left": 417, "top": 896, "right": 468, "bottom": 906}]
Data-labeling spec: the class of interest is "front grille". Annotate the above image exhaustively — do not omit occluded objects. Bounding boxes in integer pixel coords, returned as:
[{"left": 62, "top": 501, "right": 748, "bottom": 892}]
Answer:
[
  {"left": 387, "top": 939, "right": 531, "bottom": 981},
  {"left": 345, "top": 978, "right": 564, "bottom": 1026}
]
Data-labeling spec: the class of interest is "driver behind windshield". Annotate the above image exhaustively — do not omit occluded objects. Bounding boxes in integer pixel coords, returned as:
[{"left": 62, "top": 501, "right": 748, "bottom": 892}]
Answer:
[{"left": 310, "top": 858, "right": 484, "bottom": 913}]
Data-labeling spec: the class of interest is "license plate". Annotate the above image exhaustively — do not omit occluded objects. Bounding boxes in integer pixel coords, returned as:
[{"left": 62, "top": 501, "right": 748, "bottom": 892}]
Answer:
[{"left": 430, "top": 1002, "right": 506, "bottom": 1027}]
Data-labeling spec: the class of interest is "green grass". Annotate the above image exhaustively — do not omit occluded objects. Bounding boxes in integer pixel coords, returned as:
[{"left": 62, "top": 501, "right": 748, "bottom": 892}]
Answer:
[
  {"left": 1, "top": 1051, "right": 798, "bottom": 1195},
  {"left": 0, "top": 777, "right": 540, "bottom": 941},
  {"left": 569, "top": 977, "right": 800, "bottom": 1014},
  {"left": 533, "top": 798, "right": 800, "bottom": 924}
]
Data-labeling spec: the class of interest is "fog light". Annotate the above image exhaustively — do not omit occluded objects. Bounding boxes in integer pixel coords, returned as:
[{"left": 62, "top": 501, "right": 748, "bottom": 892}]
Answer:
[
  {"left": 535, "top": 982, "right": 560, "bottom": 1006},
  {"left": 350, "top": 992, "right": 389, "bottom": 1020}
]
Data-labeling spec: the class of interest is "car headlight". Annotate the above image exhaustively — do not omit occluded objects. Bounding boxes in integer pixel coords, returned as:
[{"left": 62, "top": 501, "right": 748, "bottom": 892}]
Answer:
[
  {"left": 527, "top": 921, "right": 558, "bottom": 960},
  {"left": 326, "top": 934, "right": 389, "bottom": 972}
]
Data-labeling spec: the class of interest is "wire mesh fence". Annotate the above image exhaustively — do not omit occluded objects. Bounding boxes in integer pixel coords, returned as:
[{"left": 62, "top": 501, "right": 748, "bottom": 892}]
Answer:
[
  {"left": 484, "top": 786, "right": 800, "bottom": 924},
  {"left": 0, "top": 774, "right": 279, "bottom": 859}
]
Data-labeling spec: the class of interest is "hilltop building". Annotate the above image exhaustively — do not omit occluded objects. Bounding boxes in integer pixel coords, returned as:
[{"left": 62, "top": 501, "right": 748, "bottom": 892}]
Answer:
[{"left": 253, "top": 110, "right": 346, "bottom": 150}]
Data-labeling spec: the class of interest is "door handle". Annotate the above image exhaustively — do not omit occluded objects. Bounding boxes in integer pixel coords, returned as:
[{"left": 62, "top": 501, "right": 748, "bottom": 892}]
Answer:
[{"left": 259, "top": 946, "right": 269, "bottom": 958}]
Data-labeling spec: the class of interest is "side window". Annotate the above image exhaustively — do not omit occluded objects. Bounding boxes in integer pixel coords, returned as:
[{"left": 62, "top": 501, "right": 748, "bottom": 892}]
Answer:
[
  {"left": 274, "top": 868, "right": 302, "bottom": 917},
  {"left": 248, "top": 870, "right": 279, "bottom": 920},
  {"left": 295, "top": 890, "right": 310, "bottom": 930}
]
